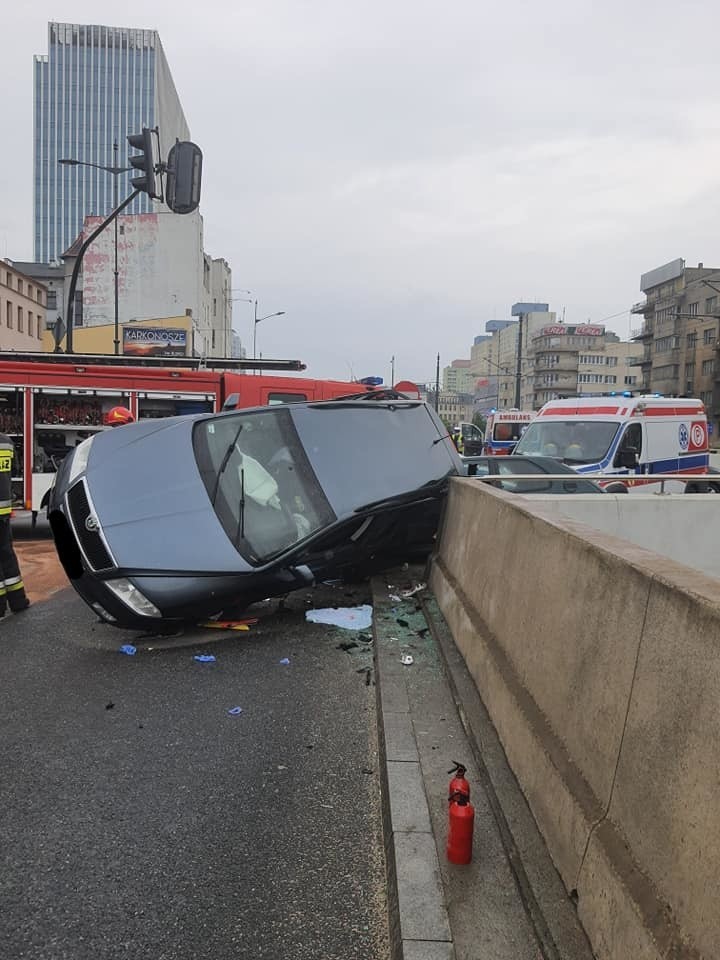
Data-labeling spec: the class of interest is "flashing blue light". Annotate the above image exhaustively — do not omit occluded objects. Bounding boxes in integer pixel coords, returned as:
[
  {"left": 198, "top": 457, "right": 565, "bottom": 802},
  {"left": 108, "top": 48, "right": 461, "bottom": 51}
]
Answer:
[
  {"left": 490, "top": 407, "right": 497, "bottom": 414},
  {"left": 622, "top": 391, "right": 632, "bottom": 397},
  {"left": 654, "top": 392, "right": 662, "bottom": 397},
  {"left": 359, "top": 376, "right": 384, "bottom": 386},
  {"left": 609, "top": 391, "right": 617, "bottom": 396}
]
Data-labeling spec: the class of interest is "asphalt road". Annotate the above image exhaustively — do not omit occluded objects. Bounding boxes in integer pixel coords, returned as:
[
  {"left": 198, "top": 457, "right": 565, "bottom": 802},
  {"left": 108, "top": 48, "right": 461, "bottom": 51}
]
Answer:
[{"left": 0, "top": 582, "right": 389, "bottom": 960}]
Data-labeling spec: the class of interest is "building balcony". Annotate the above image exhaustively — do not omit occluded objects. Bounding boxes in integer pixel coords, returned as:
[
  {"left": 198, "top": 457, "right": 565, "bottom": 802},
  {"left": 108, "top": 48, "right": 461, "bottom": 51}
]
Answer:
[
  {"left": 632, "top": 324, "right": 654, "bottom": 340},
  {"left": 626, "top": 356, "right": 644, "bottom": 366},
  {"left": 630, "top": 300, "right": 650, "bottom": 315}
]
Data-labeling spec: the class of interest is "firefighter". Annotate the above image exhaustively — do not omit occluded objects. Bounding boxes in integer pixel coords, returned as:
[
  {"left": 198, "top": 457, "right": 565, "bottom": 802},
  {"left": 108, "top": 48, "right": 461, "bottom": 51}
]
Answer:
[
  {"left": 104, "top": 406, "right": 135, "bottom": 427},
  {"left": 0, "top": 433, "right": 29, "bottom": 617}
]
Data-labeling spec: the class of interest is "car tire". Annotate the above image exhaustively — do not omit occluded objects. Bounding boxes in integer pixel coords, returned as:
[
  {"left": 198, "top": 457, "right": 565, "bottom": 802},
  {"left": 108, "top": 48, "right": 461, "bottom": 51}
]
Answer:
[{"left": 604, "top": 482, "right": 629, "bottom": 494}]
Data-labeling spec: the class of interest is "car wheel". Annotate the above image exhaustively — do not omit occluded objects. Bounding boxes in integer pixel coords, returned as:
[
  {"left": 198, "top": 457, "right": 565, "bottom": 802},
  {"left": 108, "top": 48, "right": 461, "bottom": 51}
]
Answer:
[
  {"left": 604, "top": 482, "right": 629, "bottom": 494},
  {"left": 684, "top": 481, "right": 717, "bottom": 493}
]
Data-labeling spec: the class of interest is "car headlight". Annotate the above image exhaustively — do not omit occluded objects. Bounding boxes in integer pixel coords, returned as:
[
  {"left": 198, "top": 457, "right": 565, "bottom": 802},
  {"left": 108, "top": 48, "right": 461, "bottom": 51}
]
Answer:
[
  {"left": 68, "top": 435, "right": 95, "bottom": 484},
  {"left": 105, "top": 578, "right": 162, "bottom": 618}
]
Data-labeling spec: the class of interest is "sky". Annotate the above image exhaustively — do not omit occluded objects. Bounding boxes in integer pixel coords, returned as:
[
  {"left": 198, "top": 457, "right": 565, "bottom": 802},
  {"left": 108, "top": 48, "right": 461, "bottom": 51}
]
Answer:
[{"left": 2, "top": 0, "right": 720, "bottom": 382}]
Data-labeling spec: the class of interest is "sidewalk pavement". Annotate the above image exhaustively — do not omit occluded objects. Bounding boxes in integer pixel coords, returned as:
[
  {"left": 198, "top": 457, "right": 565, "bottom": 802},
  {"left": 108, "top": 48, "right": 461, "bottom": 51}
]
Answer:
[{"left": 372, "top": 569, "right": 594, "bottom": 960}]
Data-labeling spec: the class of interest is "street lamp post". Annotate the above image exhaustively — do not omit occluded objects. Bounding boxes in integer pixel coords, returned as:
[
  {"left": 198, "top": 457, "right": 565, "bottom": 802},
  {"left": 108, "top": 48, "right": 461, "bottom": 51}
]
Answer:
[
  {"left": 58, "top": 145, "right": 132, "bottom": 354},
  {"left": 253, "top": 300, "right": 286, "bottom": 369}
]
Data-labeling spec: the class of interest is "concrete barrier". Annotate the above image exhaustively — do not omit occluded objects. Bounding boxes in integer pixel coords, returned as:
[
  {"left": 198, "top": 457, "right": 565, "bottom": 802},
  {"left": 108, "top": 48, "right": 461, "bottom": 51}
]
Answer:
[{"left": 430, "top": 478, "right": 720, "bottom": 960}]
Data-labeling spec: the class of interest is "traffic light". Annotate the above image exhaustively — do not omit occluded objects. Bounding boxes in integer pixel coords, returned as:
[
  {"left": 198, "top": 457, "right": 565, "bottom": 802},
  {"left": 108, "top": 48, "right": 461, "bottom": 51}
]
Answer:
[
  {"left": 127, "top": 128, "right": 158, "bottom": 198},
  {"left": 165, "top": 140, "right": 203, "bottom": 214}
]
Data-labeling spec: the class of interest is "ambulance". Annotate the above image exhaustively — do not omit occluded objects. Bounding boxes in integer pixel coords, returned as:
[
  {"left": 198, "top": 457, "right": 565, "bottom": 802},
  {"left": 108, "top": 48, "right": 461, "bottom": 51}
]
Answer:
[
  {"left": 512, "top": 395, "right": 717, "bottom": 493},
  {"left": 483, "top": 410, "right": 536, "bottom": 455}
]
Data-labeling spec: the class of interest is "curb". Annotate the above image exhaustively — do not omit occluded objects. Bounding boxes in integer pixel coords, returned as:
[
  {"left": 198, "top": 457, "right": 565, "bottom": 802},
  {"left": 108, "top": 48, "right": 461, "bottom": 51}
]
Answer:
[{"left": 373, "top": 575, "right": 456, "bottom": 960}]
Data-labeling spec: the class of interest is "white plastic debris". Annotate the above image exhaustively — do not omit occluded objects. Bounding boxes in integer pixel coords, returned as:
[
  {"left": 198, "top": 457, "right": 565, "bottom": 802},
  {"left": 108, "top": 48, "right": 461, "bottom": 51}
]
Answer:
[
  {"left": 305, "top": 605, "right": 373, "bottom": 630},
  {"left": 401, "top": 583, "right": 426, "bottom": 598},
  {"left": 401, "top": 654, "right": 414, "bottom": 666},
  {"left": 389, "top": 594, "right": 402, "bottom": 602}
]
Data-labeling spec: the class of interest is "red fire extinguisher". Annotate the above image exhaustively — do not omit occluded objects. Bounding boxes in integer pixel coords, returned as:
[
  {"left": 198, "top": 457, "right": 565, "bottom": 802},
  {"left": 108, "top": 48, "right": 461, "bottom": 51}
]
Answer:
[
  {"left": 448, "top": 762, "right": 470, "bottom": 800},
  {"left": 447, "top": 791, "right": 475, "bottom": 865}
]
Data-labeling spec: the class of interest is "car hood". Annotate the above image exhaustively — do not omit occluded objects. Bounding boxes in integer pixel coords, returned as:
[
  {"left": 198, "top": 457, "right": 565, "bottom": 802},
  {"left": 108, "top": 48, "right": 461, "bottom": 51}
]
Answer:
[{"left": 80, "top": 418, "right": 248, "bottom": 574}]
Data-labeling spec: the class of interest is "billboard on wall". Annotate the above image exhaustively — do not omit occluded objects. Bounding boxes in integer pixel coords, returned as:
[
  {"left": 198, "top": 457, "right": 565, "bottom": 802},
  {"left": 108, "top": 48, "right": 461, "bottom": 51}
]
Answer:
[
  {"left": 539, "top": 324, "right": 605, "bottom": 337},
  {"left": 640, "top": 258, "right": 684, "bottom": 293},
  {"left": 123, "top": 327, "right": 188, "bottom": 357}
]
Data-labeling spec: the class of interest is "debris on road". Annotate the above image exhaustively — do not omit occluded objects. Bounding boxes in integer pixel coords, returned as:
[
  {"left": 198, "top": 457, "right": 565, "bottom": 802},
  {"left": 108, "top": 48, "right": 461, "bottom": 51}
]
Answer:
[
  {"left": 336, "top": 641, "right": 359, "bottom": 653},
  {"left": 119, "top": 644, "right": 137, "bottom": 656},
  {"left": 396, "top": 618, "right": 409, "bottom": 628},
  {"left": 279, "top": 657, "right": 290, "bottom": 665},
  {"left": 401, "top": 654, "right": 414, "bottom": 666},
  {"left": 400, "top": 583, "right": 426, "bottom": 598},
  {"left": 227, "top": 706, "right": 243, "bottom": 716},
  {"left": 198, "top": 619, "right": 255, "bottom": 631},
  {"left": 305, "top": 604, "right": 373, "bottom": 630},
  {"left": 193, "top": 654, "right": 216, "bottom": 663}
]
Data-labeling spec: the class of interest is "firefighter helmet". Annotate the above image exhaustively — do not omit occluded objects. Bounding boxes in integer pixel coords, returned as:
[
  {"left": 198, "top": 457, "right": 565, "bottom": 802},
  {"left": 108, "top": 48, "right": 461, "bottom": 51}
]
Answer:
[{"left": 105, "top": 406, "right": 135, "bottom": 427}]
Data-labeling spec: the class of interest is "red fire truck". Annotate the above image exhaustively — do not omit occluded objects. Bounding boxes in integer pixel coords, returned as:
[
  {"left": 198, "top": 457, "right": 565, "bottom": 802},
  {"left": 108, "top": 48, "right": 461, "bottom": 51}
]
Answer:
[{"left": 0, "top": 352, "right": 414, "bottom": 519}]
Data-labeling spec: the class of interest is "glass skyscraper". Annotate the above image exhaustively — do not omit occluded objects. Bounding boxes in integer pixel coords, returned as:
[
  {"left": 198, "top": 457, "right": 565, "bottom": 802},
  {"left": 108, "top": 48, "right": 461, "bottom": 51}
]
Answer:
[{"left": 33, "top": 22, "right": 190, "bottom": 263}]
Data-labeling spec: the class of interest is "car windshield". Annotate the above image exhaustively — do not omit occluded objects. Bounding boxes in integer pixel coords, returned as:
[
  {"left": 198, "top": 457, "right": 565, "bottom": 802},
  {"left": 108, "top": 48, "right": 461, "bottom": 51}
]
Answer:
[
  {"left": 514, "top": 420, "right": 620, "bottom": 464},
  {"left": 193, "top": 408, "right": 335, "bottom": 563}
]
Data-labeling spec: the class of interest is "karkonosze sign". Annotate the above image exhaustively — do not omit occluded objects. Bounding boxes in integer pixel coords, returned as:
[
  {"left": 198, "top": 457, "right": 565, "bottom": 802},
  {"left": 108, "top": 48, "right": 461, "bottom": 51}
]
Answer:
[{"left": 122, "top": 327, "right": 188, "bottom": 356}]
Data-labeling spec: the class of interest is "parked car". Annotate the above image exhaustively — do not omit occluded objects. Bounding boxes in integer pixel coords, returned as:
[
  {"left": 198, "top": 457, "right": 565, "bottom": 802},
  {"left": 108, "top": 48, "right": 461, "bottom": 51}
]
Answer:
[
  {"left": 462, "top": 455, "right": 611, "bottom": 494},
  {"left": 48, "top": 399, "right": 462, "bottom": 631}
]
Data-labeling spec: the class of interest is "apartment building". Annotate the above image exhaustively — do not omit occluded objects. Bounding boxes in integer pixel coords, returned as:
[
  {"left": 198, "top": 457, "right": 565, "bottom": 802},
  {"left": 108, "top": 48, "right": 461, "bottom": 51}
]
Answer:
[
  {"left": 0, "top": 262, "right": 47, "bottom": 351},
  {"left": 530, "top": 325, "right": 637, "bottom": 407},
  {"left": 442, "top": 359, "right": 475, "bottom": 393},
  {"left": 631, "top": 258, "right": 720, "bottom": 434}
]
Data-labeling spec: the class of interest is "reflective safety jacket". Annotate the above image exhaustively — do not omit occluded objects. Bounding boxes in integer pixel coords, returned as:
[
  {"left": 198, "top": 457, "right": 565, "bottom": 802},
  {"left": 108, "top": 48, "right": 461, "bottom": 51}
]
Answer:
[{"left": 0, "top": 433, "right": 14, "bottom": 516}]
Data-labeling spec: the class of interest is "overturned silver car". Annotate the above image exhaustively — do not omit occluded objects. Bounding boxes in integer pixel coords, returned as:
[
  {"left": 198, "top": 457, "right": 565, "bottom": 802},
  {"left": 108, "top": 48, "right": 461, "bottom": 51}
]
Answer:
[{"left": 49, "top": 398, "right": 462, "bottom": 630}]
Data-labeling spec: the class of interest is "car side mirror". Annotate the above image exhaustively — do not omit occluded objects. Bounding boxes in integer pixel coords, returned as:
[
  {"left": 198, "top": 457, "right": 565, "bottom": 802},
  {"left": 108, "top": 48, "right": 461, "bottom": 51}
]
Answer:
[{"left": 616, "top": 449, "right": 638, "bottom": 469}]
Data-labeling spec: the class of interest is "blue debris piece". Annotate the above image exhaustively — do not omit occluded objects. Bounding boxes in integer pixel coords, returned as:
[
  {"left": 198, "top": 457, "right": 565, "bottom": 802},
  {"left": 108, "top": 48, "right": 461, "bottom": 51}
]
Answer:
[
  {"left": 194, "top": 654, "right": 216, "bottom": 663},
  {"left": 119, "top": 644, "right": 137, "bottom": 656},
  {"left": 279, "top": 657, "right": 290, "bottom": 665},
  {"left": 228, "top": 706, "right": 243, "bottom": 716}
]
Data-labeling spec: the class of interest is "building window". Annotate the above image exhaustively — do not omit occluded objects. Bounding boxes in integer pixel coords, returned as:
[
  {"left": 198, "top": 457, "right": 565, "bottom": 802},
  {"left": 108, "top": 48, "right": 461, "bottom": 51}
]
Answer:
[
  {"left": 28, "top": 311, "right": 33, "bottom": 336},
  {"left": 17, "top": 280, "right": 23, "bottom": 296},
  {"left": 74, "top": 292, "right": 83, "bottom": 327},
  {"left": 5, "top": 272, "right": 11, "bottom": 286},
  {"left": 17, "top": 307, "right": 23, "bottom": 332},
  {"left": 703, "top": 327, "right": 716, "bottom": 345},
  {"left": 37, "top": 316, "right": 43, "bottom": 339},
  {"left": 604, "top": 376, "right": 617, "bottom": 384},
  {"left": 702, "top": 359, "right": 715, "bottom": 375},
  {"left": 685, "top": 362, "right": 696, "bottom": 379},
  {"left": 46, "top": 289, "right": 57, "bottom": 310},
  {"left": 36, "top": 289, "right": 43, "bottom": 304},
  {"left": 688, "top": 302, "right": 699, "bottom": 316},
  {"left": 655, "top": 335, "right": 679, "bottom": 352},
  {"left": 687, "top": 332, "right": 697, "bottom": 348},
  {"left": 6, "top": 301, "right": 11, "bottom": 328},
  {"left": 623, "top": 376, "right": 637, "bottom": 385},
  {"left": 28, "top": 285, "right": 34, "bottom": 300},
  {"left": 705, "top": 296, "right": 718, "bottom": 314},
  {"left": 606, "top": 356, "right": 618, "bottom": 366},
  {"left": 701, "top": 391, "right": 713, "bottom": 405}
]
